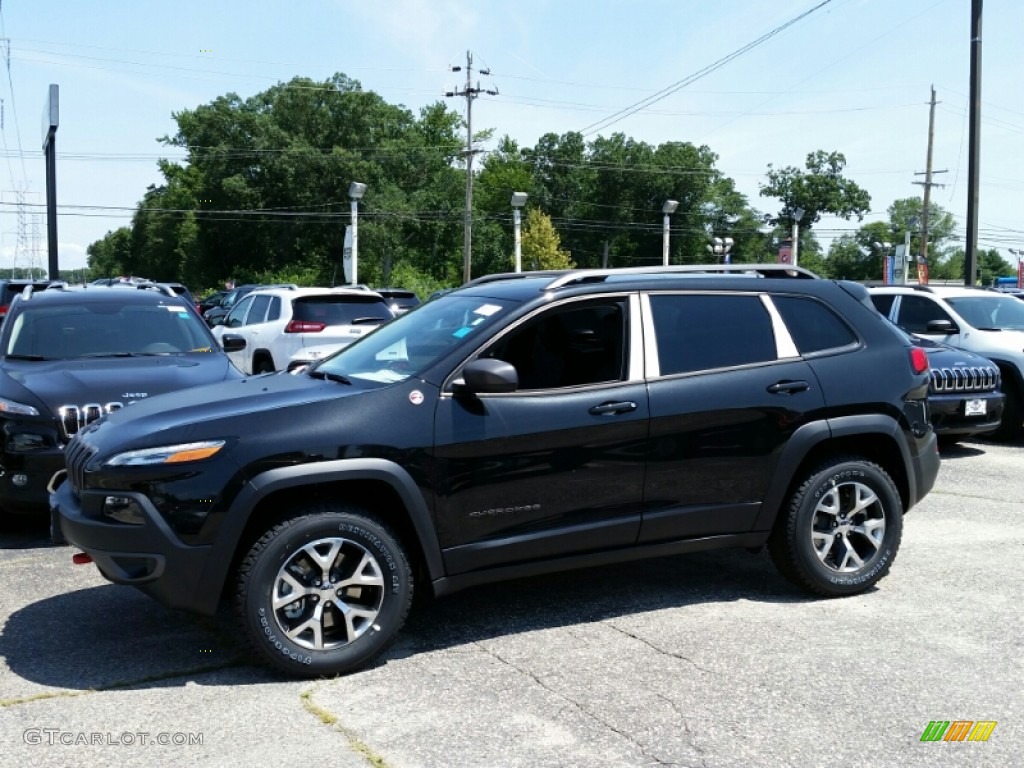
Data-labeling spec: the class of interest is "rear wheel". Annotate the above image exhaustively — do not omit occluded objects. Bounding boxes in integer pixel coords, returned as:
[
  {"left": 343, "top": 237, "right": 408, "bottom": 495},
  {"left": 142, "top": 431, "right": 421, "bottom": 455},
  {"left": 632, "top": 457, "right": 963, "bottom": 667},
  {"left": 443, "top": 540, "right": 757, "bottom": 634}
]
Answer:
[
  {"left": 768, "top": 457, "right": 903, "bottom": 596},
  {"left": 236, "top": 505, "right": 413, "bottom": 677}
]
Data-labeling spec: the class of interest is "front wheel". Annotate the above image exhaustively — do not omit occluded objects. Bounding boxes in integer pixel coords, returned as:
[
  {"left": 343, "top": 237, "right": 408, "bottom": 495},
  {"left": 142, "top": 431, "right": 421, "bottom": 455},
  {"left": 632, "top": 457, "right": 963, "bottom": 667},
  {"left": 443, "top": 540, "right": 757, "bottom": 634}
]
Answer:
[
  {"left": 236, "top": 505, "right": 413, "bottom": 677},
  {"left": 768, "top": 457, "right": 903, "bottom": 597}
]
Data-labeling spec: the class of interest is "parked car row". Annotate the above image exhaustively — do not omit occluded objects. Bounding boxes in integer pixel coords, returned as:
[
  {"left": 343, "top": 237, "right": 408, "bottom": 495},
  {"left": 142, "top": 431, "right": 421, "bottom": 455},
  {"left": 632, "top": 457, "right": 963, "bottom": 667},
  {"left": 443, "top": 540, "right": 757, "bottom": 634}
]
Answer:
[{"left": 867, "top": 285, "right": 1024, "bottom": 441}]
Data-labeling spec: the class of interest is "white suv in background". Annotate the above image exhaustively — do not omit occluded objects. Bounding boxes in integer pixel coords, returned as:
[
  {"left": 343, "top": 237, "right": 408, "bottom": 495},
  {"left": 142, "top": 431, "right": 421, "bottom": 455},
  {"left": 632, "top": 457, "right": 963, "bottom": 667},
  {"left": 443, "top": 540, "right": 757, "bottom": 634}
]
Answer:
[
  {"left": 212, "top": 286, "right": 394, "bottom": 374},
  {"left": 868, "top": 284, "right": 1024, "bottom": 439}
]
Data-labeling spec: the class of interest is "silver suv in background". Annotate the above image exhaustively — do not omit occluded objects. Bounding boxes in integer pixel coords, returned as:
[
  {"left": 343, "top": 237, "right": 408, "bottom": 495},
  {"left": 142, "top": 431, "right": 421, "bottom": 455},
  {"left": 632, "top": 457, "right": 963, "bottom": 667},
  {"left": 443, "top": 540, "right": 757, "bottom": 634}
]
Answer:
[{"left": 869, "top": 284, "right": 1024, "bottom": 439}]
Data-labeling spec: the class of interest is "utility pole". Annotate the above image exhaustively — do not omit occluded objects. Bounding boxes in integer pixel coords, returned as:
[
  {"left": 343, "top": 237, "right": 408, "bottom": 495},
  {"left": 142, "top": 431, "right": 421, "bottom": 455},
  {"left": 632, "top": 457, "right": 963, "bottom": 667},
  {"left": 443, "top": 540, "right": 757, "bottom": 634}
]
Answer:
[
  {"left": 913, "top": 86, "right": 946, "bottom": 273},
  {"left": 446, "top": 52, "right": 497, "bottom": 284},
  {"left": 964, "top": 0, "right": 983, "bottom": 286}
]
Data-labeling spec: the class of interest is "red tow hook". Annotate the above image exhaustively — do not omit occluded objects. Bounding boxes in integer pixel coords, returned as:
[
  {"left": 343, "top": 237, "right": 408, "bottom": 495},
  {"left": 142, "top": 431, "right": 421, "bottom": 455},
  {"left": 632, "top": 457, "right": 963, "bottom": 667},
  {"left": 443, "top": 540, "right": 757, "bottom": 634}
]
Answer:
[{"left": 72, "top": 552, "right": 93, "bottom": 565}]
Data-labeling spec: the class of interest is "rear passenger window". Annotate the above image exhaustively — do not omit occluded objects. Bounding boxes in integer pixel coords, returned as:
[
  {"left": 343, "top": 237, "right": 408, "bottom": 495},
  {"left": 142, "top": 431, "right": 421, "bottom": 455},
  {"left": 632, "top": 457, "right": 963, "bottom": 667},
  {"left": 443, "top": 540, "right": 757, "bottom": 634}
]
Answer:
[
  {"left": 649, "top": 294, "right": 776, "bottom": 375},
  {"left": 772, "top": 296, "right": 857, "bottom": 355},
  {"left": 248, "top": 295, "right": 272, "bottom": 325}
]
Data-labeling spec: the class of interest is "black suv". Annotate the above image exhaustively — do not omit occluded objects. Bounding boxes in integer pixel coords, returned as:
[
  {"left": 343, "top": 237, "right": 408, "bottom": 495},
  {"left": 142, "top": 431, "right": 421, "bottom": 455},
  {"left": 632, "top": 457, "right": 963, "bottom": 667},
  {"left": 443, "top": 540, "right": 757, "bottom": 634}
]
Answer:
[
  {"left": 0, "top": 283, "right": 243, "bottom": 523},
  {"left": 54, "top": 266, "right": 940, "bottom": 678}
]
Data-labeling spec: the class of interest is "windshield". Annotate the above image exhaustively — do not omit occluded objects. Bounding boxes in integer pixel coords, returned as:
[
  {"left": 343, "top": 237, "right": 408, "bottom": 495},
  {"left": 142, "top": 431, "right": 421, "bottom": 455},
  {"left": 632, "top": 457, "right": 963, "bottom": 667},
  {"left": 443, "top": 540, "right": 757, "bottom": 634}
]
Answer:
[
  {"left": 947, "top": 295, "right": 1024, "bottom": 331},
  {"left": 3, "top": 302, "right": 217, "bottom": 359},
  {"left": 312, "top": 295, "right": 515, "bottom": 386}
]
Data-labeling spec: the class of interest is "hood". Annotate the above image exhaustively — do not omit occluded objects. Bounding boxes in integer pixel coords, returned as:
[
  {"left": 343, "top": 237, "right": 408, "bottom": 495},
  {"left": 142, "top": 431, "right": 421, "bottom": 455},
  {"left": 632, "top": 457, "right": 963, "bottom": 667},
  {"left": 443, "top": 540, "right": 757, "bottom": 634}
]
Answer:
[
  {"left": 923, "top": 344, "right": 997, "bottom": 369},
  {"left": 1, "top": 355, "right": 238, "bottom": 416},
  {"left": 81, "top": 370, "right": 370, "bottom": 451}
]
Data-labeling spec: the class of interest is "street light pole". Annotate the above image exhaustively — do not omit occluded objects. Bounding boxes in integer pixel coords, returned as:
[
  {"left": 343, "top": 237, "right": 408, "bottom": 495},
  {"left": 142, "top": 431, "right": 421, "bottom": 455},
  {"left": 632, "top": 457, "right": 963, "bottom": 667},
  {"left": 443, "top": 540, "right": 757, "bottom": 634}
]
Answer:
[
  {"left": 706, "top": 236, "right": 735, "bottom": 263},
  {"left": 511, "top": 192, "right": 528, "bottom": 272},
  {"left": 662, "top": 200, "right": 678, "bottom": 266},
  {"left": 791, "top": 207, "right": 805, "bottom": 268},
  {"left": 348, "top": 182, "right": 367, "bottom": 285}
]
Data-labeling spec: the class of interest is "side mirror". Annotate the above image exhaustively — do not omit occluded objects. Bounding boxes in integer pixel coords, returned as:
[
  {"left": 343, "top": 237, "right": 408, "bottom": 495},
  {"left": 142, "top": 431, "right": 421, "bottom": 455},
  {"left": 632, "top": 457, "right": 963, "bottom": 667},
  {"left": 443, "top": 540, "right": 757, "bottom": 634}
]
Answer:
[
  {"left": 208, "top": 314, "right": 225, "bottom": 328},
  {"left": 221, "top": 334, "right": 246, "bottom": 353},
  {"left": 458, "top": 358, "right": 518, "bottom": 394},
  {"left": 926, "top": 319, "right": 957, "bottom": 334}
]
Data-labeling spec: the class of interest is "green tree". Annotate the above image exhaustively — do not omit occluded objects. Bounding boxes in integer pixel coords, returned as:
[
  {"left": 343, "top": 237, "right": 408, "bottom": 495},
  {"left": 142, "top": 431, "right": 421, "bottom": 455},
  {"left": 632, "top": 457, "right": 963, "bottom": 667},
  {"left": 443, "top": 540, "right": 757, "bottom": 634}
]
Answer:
[
  {"left": 760, "top": 150, "right": 871, "bottom": 232},
  {"left": 86, "top": 226, "right": 133, "bottom": 277},
  {"left": 887, "top": 197, "right": 957, "bottom": 265},
  {"left": 827, "top": 221, "right": 892, "bottom": 280},
  {"left": 520, "top": 209, "right": 574, "bottom": 270}
]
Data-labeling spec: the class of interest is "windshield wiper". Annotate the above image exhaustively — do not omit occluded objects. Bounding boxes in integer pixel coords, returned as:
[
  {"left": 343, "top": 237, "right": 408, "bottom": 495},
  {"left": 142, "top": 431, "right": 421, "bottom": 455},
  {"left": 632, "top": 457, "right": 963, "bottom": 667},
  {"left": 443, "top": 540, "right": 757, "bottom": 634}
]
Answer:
[
  {"left": 78, "top": 352, "right": 168, "bottom": 358},
  {"left": 3, "top": 354, "right": 50, "bottom": 361},
  {"left": 974, "top": 327, "right": 1002, "bottom": 332},
  {"left": 308, "top": 370, "right": 352, "bottom": 385},
  {"left": 351, "top": 317, "right": 388, "bottom": 325}
]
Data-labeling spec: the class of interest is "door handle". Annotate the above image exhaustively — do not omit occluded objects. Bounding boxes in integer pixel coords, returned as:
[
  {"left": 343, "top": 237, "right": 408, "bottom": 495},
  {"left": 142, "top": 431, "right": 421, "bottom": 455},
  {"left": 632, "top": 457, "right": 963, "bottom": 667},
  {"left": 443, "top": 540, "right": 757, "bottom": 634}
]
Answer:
[
  {"left": 589, "top": 401, "right": 638, "bottom": 416},
  {"left": 767, "top": 380, "right": 810, "bottom": 395}
]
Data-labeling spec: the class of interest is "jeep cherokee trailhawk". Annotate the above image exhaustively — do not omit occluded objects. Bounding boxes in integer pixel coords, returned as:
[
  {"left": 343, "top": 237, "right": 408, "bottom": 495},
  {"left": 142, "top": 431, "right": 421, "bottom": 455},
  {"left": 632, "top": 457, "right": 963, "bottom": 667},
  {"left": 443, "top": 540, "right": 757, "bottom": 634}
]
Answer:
[{"left": 54, "top": 265, "right": 940, "bottom": 677}]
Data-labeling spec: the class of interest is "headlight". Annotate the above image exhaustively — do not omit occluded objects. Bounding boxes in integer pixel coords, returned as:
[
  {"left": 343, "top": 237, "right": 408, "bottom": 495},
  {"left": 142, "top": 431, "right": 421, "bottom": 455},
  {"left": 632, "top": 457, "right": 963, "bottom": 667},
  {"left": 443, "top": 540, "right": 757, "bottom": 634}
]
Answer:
[
  {"left": 105, "top": 440, "right": 226, "bottom": 466},
  {"left": 0, "top": 396, "right": 40, "bottom": 417}
]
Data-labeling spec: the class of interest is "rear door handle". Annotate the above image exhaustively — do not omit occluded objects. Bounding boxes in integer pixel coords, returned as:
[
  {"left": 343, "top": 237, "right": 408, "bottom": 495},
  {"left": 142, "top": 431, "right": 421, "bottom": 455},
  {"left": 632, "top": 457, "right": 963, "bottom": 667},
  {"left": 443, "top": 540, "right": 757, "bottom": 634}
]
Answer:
[
  {"left": 767, "top": 380, "right": 810, "bottom": 395},
  {"left": 589, "top": 401, "right": 638, "bottom": 416}
]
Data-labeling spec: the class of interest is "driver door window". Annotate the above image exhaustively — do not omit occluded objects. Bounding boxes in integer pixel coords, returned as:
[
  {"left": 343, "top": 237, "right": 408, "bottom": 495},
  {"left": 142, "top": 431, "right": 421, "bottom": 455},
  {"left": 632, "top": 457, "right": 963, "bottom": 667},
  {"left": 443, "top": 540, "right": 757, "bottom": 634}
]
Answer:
[{"left": 483, "top": 300, "right": 627, "bottom": 390}]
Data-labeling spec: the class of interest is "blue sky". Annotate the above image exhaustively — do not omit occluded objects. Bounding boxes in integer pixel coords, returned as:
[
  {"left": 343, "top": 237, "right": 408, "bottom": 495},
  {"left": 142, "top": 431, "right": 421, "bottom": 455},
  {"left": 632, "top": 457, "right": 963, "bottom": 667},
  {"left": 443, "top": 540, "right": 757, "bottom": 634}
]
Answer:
[{"left": 1, "top": 0, "right": 1021, "bottom": 272}]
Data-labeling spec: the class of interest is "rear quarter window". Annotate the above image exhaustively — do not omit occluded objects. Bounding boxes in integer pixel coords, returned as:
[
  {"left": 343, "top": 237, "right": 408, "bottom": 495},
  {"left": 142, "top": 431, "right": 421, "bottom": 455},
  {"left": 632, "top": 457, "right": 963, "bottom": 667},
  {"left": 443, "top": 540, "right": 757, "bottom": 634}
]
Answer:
[{"left": 772, "top": 296, "right": 858, "bottom": 355}]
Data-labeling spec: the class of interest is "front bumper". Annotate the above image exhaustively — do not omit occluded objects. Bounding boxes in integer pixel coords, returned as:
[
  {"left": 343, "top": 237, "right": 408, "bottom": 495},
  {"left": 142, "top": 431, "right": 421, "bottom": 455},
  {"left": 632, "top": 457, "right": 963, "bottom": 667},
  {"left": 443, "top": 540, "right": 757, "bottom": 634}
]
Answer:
[
  {"left": 928, "top": 390, "right": 1005, "bottom": 436},
  {"left": 53, "top": 481, "right": 217, "bottom": 615},
  {"left": 0, "top": 445, "right": 65, "bottom": 516}
]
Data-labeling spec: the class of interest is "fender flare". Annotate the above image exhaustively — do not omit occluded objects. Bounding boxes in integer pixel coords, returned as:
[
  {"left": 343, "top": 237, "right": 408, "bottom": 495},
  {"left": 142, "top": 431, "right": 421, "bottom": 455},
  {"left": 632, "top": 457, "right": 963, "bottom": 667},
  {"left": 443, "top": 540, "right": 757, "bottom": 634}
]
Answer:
[
  {"left": 753, "top": 414, "right": 908, "bottom": 531},
  {"left": 195, "top": 458, "right": 445, "bottom": 611}
]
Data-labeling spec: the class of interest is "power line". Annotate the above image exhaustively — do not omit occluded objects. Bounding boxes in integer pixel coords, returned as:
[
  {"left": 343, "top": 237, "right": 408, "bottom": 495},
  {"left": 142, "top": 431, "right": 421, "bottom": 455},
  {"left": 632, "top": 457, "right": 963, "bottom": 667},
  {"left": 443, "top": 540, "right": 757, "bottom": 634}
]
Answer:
[{"left": 578, "top": 0, "right": 835, "bottom": 137}]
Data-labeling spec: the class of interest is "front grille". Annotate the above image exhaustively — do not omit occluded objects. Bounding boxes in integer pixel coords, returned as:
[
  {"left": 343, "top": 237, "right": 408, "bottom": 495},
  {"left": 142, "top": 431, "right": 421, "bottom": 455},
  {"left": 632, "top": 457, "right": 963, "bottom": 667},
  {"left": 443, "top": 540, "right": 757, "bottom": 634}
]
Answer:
[
  {"left": 65, "top": 436, "right": 97, "bottom": 492},
  {"left": 929, "top": 366, "right": 999, "bottom": 394},
  {"left": 57, "top": 402, "right": 123, "bottom": 441}
]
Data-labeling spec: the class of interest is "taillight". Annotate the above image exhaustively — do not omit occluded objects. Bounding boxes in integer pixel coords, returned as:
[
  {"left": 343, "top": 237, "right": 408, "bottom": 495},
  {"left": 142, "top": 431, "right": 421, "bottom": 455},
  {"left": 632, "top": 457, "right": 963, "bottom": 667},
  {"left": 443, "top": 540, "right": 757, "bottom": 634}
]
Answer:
[
  {"left": 910, "top": 347, "right": 929, "bottom": 374},
  {"left": 0, "top": 304, "right": 8, "bottom": 317},
  {"left": 285, "top": 320, "right": 326, "bottom": 333}
]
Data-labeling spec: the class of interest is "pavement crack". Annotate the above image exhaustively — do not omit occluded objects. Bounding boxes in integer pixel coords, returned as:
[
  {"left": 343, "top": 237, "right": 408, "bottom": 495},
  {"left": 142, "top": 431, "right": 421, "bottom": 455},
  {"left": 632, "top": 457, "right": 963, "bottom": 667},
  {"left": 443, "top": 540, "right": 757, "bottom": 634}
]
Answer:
[
  {"left": 656, "top": 695, "right": 710, "bottom": 766},
  {"left": 0, "top": 659, "right": 245, "bottom": 708},
  {"left": 300, "top": 682, "right": 391, "bottom": 768},
  {"left": 604, "top": 622, "right": 712, "bottom": 674},
  {"left": 474, "top": 641, "right": 683, "bottom": 767}
]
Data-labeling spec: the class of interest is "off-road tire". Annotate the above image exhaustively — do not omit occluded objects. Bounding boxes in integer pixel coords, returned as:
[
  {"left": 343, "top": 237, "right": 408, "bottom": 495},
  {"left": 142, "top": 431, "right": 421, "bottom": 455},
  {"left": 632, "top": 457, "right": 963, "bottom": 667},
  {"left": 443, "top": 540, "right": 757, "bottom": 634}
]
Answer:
[
  {"left": 236, "top": 504, "right": 413, "bottom": 677},
  {"left": 768, "top": 456, "right": 903, "bottom": 597}
]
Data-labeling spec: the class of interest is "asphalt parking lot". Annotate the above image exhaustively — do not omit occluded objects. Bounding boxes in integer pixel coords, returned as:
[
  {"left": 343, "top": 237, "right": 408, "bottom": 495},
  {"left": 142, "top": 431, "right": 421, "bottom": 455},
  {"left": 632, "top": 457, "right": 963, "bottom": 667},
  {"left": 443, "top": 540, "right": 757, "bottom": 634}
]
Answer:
[{"left": 0, "top": 437, "right": 1021, "bottom": 768}]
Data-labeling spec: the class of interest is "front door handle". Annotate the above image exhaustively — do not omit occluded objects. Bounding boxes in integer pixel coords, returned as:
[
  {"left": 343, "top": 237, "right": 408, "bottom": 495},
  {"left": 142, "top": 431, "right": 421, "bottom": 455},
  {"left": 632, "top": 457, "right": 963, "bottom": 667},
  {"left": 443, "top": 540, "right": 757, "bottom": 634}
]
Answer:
[
  {"left": 767, "top": 380, "right": 810, "bottom": 395},
  {"left": 589, "top": 401, "right": 638, "bottom": 416}
]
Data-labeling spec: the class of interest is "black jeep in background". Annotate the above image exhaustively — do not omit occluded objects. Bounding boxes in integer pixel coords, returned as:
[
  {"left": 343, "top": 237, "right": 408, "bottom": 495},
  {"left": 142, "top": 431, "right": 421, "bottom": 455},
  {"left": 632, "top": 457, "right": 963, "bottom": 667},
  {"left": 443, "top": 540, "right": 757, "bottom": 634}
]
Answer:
[
  {"left": 0, "top": 283, "right": 243, "bottom": 526},
  {"left": 55, "top": 265, "right": 940, "bottom": 678}
]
